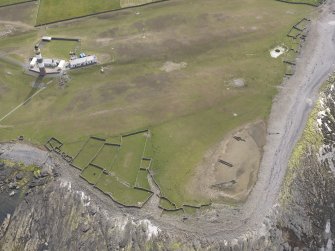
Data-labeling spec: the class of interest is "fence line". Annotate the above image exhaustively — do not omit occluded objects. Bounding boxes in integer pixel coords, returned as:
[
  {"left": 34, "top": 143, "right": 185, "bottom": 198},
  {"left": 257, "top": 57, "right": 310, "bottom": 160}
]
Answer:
[
  {"left": 0, "top": 0, "right": 36, "bottom": 9},
  {"left": 35, "top": 0, "right": 168, "bottom": 27}
]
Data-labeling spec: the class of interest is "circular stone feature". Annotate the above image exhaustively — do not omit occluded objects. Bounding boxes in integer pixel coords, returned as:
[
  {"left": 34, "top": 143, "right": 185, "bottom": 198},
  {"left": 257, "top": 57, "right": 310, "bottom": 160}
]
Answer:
[{"left": 270, "top": 46, "right": 286, "bottom": 58}]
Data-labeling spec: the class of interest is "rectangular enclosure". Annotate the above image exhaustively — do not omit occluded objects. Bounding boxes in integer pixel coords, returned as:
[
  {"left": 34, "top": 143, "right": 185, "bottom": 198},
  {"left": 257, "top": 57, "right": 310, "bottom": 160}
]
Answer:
[
  {"left": 80, "top": 164, "right": 103, "bottom": 185},
  {"left": 91, "top": 143, "right": 119, "bottom": 171},
  {"left": 96, "top": 174, "right": 152, "bottom": 207},
  {"left": 111, "top": 132, "right": 147, "bottom": 186},
  {"left": 135, "top": 169, "right": 151, "bottom": 191},
  {"left": 72, "top": 137, "right": 105, "bottom": 170}
]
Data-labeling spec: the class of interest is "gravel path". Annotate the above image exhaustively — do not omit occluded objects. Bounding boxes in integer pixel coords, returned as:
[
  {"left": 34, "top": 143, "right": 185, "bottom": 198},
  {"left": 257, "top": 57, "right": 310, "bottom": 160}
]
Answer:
[{"left": 1, "top": 1, "right": 335, "bottom": 245}]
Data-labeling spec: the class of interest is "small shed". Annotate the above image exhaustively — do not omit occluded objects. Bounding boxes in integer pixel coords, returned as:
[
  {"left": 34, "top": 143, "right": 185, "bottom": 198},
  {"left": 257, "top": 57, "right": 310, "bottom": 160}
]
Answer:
[{"left": 42, "top": 36, "right": 52, "bottom": 42}]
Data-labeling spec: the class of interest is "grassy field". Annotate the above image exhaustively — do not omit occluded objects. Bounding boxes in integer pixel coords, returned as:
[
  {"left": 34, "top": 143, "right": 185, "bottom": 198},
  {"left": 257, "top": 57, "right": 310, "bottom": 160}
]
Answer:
[
  {"left": 81, "top": 164, "right": 102, "bottom": 185},
  {"left": 159, "top": 197, "right": 176, "bottom": 210},
  {"left": 0, "top": 0, "right": 31, "bottom": 6},
  {"left": 36, "top": 0, "right": 120, "bottom": 25},
  {"left": 66, "top": 132, "right": 153, "bottom": 206},
  {"left": 111, "top": 133, "right": 147, "bottom": 186},
  {"left": 140, "top": 159, "right": 151, "bottom": 170},
  {"left": 60, "top": 140, "right": 86, "bottom": 158},
  {"left": 72, "top": 138, "right": 105, "bottom": 170},
  {"left": 96, "top": 174, "right": 152, "bottom": 207},
  {"left": 45, "top": 137, "right": 62, "bottom": 150},
  {"left": 0, "top": 1, "right": 38, "bottom": 27},
  {"left": 135, "top": 169, "right": 151, "bottom": 190},
  {"left": 0, "top": 0, "right": 313, "bottom": 207},
  {"left": 36, "top": 0, "right": 163, "bottom": 25},
  {"left": 41, "top": 40, "right": 79, "bottom": 60},
  {"left": 91, "top": 144, "right": 119, "bottom": 170}
]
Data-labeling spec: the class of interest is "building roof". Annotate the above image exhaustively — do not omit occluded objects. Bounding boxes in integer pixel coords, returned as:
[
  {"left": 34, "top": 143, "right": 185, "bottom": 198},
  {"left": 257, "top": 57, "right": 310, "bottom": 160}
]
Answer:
[
  {"left": 69, "top": 55, "right": 97, "bottom": 66},
  {"left": 42, "top": 36, "right": 52, "bottom": 41},
  {"left": 44, "top": 58, "right": 59, "bottom": 66},
  {"left": 58, "top": 60, "right": 66, "bottom": 69},
  {"left": 30, "top": 57, "right": 37, "bottom": 64}
]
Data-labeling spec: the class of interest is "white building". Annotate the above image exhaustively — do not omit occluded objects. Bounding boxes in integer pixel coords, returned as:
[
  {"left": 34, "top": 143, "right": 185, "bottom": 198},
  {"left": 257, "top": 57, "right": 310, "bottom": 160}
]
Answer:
[
  {"left": 69, "top": 55, "right": 97, "bottom": 69},
  {"left": 57, "top": 60, "right": 66, "bottom": 71},
  {"left": 44, "top": 59, "right": 59, "bottom": 68},
  {"left": 42, "top": 36, "right": 52, "bottom": 42},
  {"left": 29, "top": 57, "right": 37, "bottom": 68}
]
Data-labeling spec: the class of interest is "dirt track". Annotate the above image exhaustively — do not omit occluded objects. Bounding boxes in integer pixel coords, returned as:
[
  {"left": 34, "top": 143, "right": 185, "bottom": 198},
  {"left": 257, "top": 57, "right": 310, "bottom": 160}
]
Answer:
[{"left": 1, "top": 0, "right": 335, "bottom": 245}]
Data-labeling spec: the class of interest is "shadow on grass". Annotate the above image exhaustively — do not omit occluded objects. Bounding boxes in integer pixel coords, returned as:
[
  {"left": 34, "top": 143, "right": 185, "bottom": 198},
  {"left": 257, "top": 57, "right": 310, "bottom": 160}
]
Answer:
[{"left": 23, "top": 76, "right": 44, "bottom": 105}]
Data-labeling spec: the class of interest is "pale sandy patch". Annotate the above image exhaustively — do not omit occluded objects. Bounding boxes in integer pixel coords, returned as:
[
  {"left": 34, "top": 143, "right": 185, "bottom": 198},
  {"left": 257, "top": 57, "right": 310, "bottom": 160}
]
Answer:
[
  {"left": 186, "top": 121, "right": 266, "bottom": 203},
  {"left": 160, "top": 61, "right": 187, "bottom": 73}
]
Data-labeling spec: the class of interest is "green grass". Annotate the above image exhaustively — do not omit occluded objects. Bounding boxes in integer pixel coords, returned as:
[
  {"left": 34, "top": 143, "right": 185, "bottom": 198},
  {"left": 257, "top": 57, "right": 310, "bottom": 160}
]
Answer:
[
  {"left": 290, "top": 42, "right": 300, "bottom": 52},
  {"left": 0, "top": 0, "right": 39, "bottom": 26},
  {"left": 59, "top": 140, "right": 86, "bottom": 158},
  {"left": 91, "top": 144, "right": 119, "bottom": 170},
  {"left": 0, "top": 0, "right": 31, "bottom": 6},
  {"left": 106, "top": 136, "right": 121, "bottom": 145},
  {"left": 285, "top": 50, "right": 298, "bottom": 62},
  {"left": 0, "top": 59, "right": 37, "bottom": 144},
  {"left": 36, "top": 0, "right": 121, "bottom": 25},
  {"left": 36, "top": 0, "right": 163, "bottom": 25},
  {"left": 41, "top": 40, "right": 80, "bottom": 60},
  {"left": 96, "top": 173, "right": 152, "bottom": 206},
  {"left": 295, "top": 19, "right": 309, "bottom": 30},
  {"left": 151, "top": 104, "right": 258, "bottom": 206},
  {"left": 46, "top": 138, "right": 62, "bottom": 150},
  {"left": 72, "top": 138, "right": 105, "bottom": 170},
  {"left": 140, "top": 159, "right": 151, "bottom": 170},
  {"left": 288, "top": 28, "right": 302, "bottom": 38},
  {"left": 143, "top": 138, "right": 154, "bottom": 158},
  {"left": 159, "top": 197, "right": 176, "bottom": 210},
  {"left": 135, "top": 169, "right": 151, "bottom": 190},
  {"left": 0, "top": 0, "right": 313, "bottom": 207},
  {"left": 81, "top": 164, "right": 102, "bottom": 184},
  {"left": 111, "top": 133, "right": 147, "bottom": 186}
]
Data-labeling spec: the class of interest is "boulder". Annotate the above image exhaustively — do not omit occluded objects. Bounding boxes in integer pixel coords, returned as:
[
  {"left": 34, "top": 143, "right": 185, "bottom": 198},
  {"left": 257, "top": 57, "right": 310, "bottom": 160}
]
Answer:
[
  {"left": 40, "top": 171, "right": 49, "bottom": 178},
  {"left": 8, "top": 182, "right": 17, "bottom": 189},
  {"left": 16, "top": 173, "right": 24, "bottom": 181}
]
